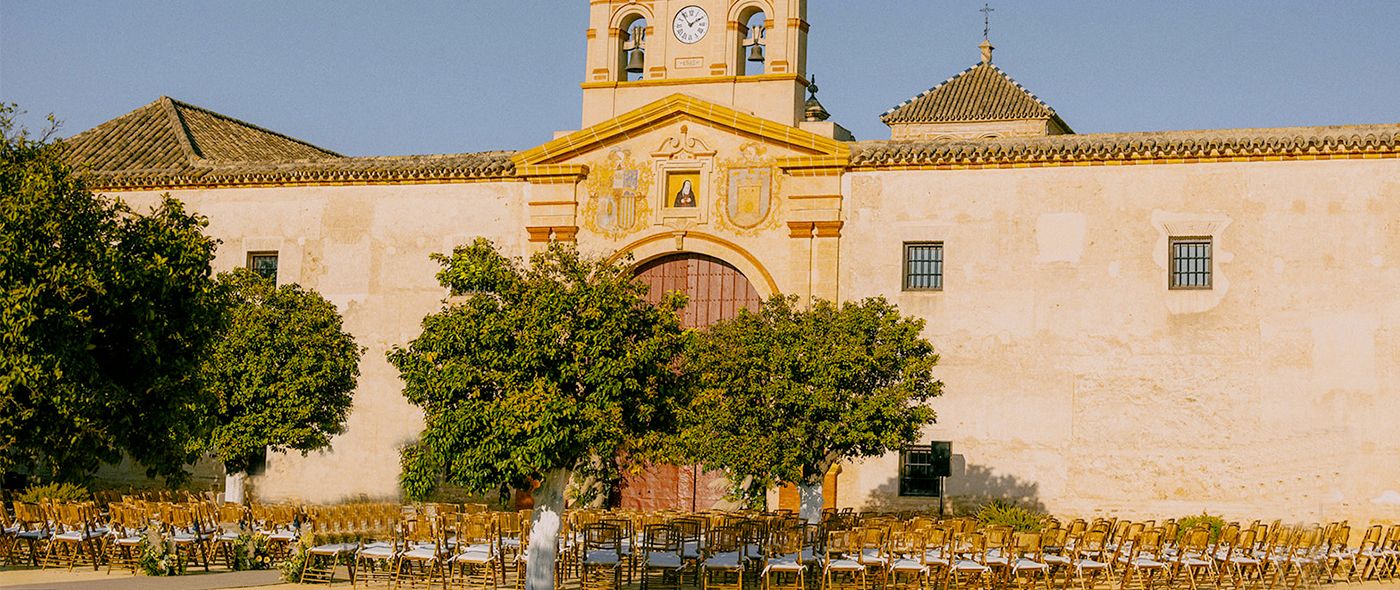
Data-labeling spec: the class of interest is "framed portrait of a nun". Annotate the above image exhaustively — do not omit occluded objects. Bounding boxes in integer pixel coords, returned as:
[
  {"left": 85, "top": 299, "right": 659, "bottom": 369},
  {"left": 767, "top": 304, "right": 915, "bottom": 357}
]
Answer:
[{"left": 666, "top": 171, "right": 701, "bottom": 209}]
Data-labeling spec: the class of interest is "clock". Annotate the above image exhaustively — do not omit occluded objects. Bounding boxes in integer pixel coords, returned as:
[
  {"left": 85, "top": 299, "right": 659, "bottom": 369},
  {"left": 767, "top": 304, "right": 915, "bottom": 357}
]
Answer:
[{"left": 673, "top": 5, "right": 709, "bottom": 45}]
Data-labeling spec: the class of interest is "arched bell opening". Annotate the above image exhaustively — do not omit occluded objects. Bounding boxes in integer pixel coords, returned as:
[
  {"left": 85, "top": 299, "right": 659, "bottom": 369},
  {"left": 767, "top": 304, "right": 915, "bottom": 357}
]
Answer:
[
  {"left": 617, "top": 13, "right": 648, "bottom": 82},
  {"left": 734, "top": 7, "right": 767, "bottom": 77}
]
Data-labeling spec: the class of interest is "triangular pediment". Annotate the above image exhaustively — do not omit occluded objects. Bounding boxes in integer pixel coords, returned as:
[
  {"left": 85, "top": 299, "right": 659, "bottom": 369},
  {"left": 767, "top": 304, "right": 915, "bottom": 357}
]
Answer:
[{"left": 512, "top": 94, "right": 849, "bottom": 168}]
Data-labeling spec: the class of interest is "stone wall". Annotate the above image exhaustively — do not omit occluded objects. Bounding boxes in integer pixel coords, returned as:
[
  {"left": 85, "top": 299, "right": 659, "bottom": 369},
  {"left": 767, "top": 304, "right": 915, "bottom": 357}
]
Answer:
[
  {"left": 835, "top": 158, "right": 1400, "bottom": 524},
  {"left": 116, "top": 181, "right": 527, "bottom": 503}
]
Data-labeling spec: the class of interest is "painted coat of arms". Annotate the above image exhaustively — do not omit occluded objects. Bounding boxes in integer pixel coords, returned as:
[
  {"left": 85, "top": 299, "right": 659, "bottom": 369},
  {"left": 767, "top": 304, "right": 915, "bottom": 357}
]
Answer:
[
  {"left": 584, "top": 148, "right": 652, "bottom": 238},
  {"left": 714, "top": 143, "right": 781, "bottom": 234},
  {"left": 726, "top": 168, "right": 772, "bottom": 229}
]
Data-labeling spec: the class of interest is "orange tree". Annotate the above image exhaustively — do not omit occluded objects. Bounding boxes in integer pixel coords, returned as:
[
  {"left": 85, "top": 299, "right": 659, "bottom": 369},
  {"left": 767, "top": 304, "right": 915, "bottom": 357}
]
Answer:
[
  {"left": 678, "top": 295, "right": 942, "bottom": 521},
  {"left": 388, "top": 239, "right": 688, "bottom": 590},
  {"left": 0, "top": 105, "right": 225, "bottom": 485}
]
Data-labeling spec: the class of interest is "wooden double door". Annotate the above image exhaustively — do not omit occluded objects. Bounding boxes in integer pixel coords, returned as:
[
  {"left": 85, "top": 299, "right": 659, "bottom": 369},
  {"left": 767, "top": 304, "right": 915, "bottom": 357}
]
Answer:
[{"left": 619, "top": 253, "right": 762, "bottom": 511}]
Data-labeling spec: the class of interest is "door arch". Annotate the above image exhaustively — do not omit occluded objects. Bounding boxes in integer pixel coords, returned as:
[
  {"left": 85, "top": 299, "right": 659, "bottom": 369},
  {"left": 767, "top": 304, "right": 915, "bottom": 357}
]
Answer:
[
  {"left": 619, "top": 253, "right": 762, "bottom": 511},
  {"left": 634, "top": 253, "right": 763, "bottom": 328}
]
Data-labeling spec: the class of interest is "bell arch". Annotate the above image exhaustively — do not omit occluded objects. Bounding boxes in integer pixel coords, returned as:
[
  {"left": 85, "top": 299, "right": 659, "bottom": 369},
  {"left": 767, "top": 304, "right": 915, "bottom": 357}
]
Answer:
[
  {"left": 730, "top": 1, "right": 771, "bottom": 76},
  {"left": 612, "top": 8, "right": 652, "bottom": 82}
]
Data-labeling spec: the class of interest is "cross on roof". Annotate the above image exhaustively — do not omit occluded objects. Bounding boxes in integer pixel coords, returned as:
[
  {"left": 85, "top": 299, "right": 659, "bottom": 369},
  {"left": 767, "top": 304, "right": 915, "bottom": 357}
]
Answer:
[{"left": 980, "top": 3, "right": 995, "bottom": 40}]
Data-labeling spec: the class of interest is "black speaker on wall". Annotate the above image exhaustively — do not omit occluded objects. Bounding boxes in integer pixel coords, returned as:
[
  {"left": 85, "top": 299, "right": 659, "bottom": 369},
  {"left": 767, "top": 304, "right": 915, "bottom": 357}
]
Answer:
[{"left": 931, "top": 441, "right": 952, "bottom": 478}]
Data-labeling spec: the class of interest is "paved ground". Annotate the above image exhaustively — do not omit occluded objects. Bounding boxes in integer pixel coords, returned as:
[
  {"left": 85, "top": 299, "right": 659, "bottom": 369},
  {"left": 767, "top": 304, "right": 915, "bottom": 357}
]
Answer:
[
  {"left": 3, "top": 566, "right": 1400, "bottom": 590},
  {"left": 0, "top": 568, "right": 283, "bottom": 589}
]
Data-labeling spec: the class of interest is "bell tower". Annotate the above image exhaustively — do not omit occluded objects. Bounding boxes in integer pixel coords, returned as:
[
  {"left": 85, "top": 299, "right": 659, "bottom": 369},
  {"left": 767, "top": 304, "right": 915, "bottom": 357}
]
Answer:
[{"left": 581, "top": 0, "right": 810, "bottom": 128}]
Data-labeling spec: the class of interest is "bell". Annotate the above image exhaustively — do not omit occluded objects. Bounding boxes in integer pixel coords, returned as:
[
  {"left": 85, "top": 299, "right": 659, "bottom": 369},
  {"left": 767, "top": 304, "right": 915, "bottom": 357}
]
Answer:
[
  {"left": 625, "top": 49, "right": 645, "bottom": 74},
  {"left": 747, "top": 44, "right": 765, "bottom": 63}
]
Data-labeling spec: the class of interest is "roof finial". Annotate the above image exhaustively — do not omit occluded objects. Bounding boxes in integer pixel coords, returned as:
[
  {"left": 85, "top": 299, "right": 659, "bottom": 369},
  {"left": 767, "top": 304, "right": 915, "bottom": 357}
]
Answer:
[
  {"left": 981, "top": 3, "right": 994, "bottom": 39},
  {"left": 979, "top": 3, "right": 995, "bottom": 63}
]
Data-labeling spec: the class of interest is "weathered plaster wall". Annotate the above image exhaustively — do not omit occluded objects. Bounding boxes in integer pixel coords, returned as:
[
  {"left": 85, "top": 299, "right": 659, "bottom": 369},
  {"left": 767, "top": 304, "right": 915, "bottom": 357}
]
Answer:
[
  {"left": 835, "top": 159, "right": 1400, "bottom": 523},
  {"left": 116, "top": 182, "right": 526, "bottom": 502}
]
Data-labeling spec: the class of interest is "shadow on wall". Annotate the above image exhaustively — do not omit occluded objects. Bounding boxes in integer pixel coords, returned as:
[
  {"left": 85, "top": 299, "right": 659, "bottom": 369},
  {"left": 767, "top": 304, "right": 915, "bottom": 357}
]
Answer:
[{"left": 859, "top": 454, "right": 1045, "bottom": 515}]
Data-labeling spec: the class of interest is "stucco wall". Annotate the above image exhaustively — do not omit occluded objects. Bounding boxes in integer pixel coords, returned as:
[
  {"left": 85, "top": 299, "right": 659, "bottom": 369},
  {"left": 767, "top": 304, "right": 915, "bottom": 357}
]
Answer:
[
  {"left": 116, "top": 182, "right": 526, "bottom": 502},
  {"left": 835, "top": 159, "right": 1400, "bottom": 523}
]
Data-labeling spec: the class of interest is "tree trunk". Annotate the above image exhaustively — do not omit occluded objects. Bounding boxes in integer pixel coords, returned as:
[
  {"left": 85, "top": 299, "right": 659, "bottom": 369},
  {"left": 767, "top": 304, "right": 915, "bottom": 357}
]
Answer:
[
  {"left": 224, "top": 471, "right": 246, "bottom": 504},
  {"left": 798, "top": 482, "right": 823, "bottom": 524},
  {"left": 526, "top": 468, "right": 570, "bottom": 590}
]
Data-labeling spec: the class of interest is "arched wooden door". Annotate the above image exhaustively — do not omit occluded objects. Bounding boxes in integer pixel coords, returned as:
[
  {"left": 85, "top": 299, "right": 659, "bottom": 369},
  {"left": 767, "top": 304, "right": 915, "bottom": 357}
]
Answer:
[{"left": 620, "top": 253, "right": 763, "bottom": 511}]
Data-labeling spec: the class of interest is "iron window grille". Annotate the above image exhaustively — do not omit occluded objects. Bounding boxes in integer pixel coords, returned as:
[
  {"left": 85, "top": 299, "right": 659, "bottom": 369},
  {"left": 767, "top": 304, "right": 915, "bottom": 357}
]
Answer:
[
  {"left": 898, "top": 445, "right": 941, "bottom": 497},
  {"left": 1169, "top": 238, "right": 1212, "bottom": 289},
  {"left": 247, "top": 251, "right": 279, "bottom": 284},
  {"left": 903, "top": 242, "right": 944, "bottom": 291}
]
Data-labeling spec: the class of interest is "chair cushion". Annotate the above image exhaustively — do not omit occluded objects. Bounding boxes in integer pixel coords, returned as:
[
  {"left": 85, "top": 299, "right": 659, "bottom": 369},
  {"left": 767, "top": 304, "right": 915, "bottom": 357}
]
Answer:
[
  {"left": 1130, "top": 557, "right": 1165, "bottom": 568},
  {"left": 1013, "top": 558, "right": 1049, "bottom": 571},
  {"left": 454, "top": 550, "right": 495, "bottom": 564},
  {"left": 889, "top": 558, "right": 924, "bottom": 572},
  {"left": 359, "top": 545, "right": 397, "bottom": 559},
  {"left": 1075, "top": 559, "right": 1107, "bottom": 570},
  {"left": 647, "top": 553, "right": 683, "bottom": 568},
  {"left": 953, "top": 559, "right": 990, "bottom": 572},
  {"left": 1043, "top": 555, "right": 1071, "bottom": 565},
  {"left": 825, "top": 558, "right": 863, "bottom": 571},
  {"left": 310, "top": 543, "right": 356, "bottom": 555},
  {"left": 585, "top": 550, "right": 621, "bottom": 565},
  {"left": 402, "top": 546, "right": 441, "bottom": 560},
  {"left": 765, "top": 554, "right": 805, "bottom": 572},
  {"left": 706, "top": 552, "right": 744, "bottom": 569}
]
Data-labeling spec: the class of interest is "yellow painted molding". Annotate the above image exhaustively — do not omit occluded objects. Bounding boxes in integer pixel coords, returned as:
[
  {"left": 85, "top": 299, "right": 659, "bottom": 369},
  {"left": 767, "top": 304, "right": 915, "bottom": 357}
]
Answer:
[
  {"left": 580, "top": 72, "right": 808, "bottom": 90},
  {"left": 513, "top": 94, "right": 850, "bottom": 166},
  {"left": 608, "top": 231, "right": 780, "bottom": 296}
]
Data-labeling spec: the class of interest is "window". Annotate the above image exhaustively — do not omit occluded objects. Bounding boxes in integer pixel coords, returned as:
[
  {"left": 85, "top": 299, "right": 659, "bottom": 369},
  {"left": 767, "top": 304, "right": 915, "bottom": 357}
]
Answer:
[
  {"left": 248, "top": 251, "right": 279, "bottom": 283},
  {"left": 899, "top": 443, "right": 949, "bottom": 497},
  {"left": 1170, "top": 237, "right": 1212, "bottom": 289},
  {"left": 903, "top": 242, "right": 944, "bottom": 291}
]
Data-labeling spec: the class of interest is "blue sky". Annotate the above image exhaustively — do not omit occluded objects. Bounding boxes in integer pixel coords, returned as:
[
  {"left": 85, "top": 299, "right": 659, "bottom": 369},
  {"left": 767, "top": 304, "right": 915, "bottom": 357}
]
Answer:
[{"left": 2, "top": 1, "right": 1396, "bottom": 156}]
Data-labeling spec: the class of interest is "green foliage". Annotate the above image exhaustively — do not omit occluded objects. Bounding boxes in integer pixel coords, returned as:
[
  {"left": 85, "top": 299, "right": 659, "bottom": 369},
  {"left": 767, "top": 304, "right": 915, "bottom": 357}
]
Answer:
[
  {"left": 677, "top": 295, "right": 941, "bottom": 493},
  {"left": 230, "top": 533, "right": 270, "bottom": 571},
  {"left": 1178, "top": 512, "right": 1227, "bottom": 543},
  {"left": 18, "top": 482, "right": 89, "bottom": 503},
  {"left": 0, "top": 104, "right": 225, "bottom": 483},
  {"left": 278, "top": 535, "right": 313, "bottom": 582},
  {"left": 202, "top": 269, "right": 363, "bottom": 473},
  {"left": 388, "top": 239, "right": 689, "bottom": 501},
  {"left": 975, "top": 499, "right": 1048, "bottom": 533},
  {"left": 138, "top": 530, "right": 186, "bottom": 576}
]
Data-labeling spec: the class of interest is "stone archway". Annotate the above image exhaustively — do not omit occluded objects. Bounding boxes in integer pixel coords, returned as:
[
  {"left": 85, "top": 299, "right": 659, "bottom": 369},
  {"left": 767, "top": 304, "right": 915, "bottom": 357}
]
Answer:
[{"left": 618, "top": 253, "right": 763, "bottom": 511}]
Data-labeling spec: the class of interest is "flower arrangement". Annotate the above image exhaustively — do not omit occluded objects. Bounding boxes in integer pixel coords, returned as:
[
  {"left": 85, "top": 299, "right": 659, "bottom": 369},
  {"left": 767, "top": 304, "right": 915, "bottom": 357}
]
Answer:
[
  {"left": 277, "top": 534, "right": 312, "bottom": 583},
  {"left": 231, "top": 532, "right": 270, "bottom": 571},
  {"left": 138, "top": 529, "right": 186, "bottom": 577}
]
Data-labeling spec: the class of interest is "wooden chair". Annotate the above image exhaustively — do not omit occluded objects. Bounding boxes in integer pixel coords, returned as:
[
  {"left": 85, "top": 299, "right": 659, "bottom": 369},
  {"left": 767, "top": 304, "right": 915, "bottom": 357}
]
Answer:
[
  {"left": 302, "top": 507, "right": 360, "bottom": 585},
  {"left": 884, "top": 529, "right": 925, "bottom": 590},
  {"left": 448, "top": 513, "right": 502, "bottom": 590},
  {"left": 396, "top": 514, "right": 448, "bottom": 589},
  {"left": 355, "top": 504, "right": 403, "bottom": 588},
  {"left": 1118, "top": 529, "right": 1166, "bottom": 590},
  {"left": 704, "top": 526, "right": 748, "bottom": 590},
  {"left": 47, "top": 502, "right": 104, "bottom": 571},
  {"left": 582, "top": 522, "right": 624, "bottom": 590},
  {"left": 1170, "top": 526, "right": 1218, "bottom": 590},
  {"left": 948, "top": 532, "right": 993, "bottom": 590},
  {"left": 640, "top": 523, "right": 684, "bottom": 590},
  {"left": 11, "top": 501, "right": 52, "bottom": 567}
]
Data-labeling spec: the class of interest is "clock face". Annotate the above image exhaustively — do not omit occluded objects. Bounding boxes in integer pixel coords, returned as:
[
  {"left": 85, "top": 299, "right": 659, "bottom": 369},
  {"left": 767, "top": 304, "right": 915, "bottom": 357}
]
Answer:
[{"left": 673, "top": 5, "right": 709, "bottom": 45}]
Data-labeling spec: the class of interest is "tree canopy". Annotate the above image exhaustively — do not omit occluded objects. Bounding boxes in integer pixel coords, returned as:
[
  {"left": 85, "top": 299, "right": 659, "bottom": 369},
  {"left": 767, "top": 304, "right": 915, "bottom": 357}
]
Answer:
[
  {"left": 678, "top": 295, "right": 942, "bottom": 511},
  {"left": 390, "top": 239, "right": 690, "bottom": 590},
  {"left": 201, "top": 269, "right": 363, "bottom": 474},
  {"left": 388, "top": 238, "right": 690, "bottom": 498},
  {"left": 0, "top": 105, "right": 225, "bottom": 483}
]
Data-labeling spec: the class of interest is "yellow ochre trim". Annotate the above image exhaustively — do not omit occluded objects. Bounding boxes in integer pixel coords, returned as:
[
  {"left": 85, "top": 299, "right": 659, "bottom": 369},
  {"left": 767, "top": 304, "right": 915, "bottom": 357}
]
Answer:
[
  {"left": 608, "top": 230, "right": 780, "bottom": 296},
  {"left": 847, "top": 150, "right": 1400, "bottom": 172},
  {"left": 580, "top": 73, "right": 808, "bottom": 90},
  {"left": 512, "top": 93, "right": 851, "bottom": 167}
]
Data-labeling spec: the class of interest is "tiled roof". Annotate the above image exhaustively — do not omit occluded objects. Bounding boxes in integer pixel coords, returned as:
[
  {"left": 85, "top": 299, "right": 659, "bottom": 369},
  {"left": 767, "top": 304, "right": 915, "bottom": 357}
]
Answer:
[
  {"left": 64, "top": 97, "right": 517, "bottom": 188},
  {"left": 63, "top": 97, "right": 340, "bottom": 173},
  {"left": 850, "top": 124, "right": 1400, "bottom": 168},
  {"left": 881, "top": 62, "right": 1065, "bottom": 127}
]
